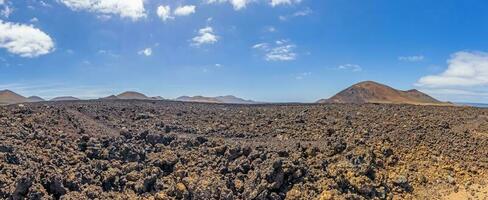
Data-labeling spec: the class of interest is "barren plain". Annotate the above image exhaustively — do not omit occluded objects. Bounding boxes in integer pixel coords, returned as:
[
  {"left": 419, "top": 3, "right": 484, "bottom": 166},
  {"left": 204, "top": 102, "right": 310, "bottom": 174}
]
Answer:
[{"left": 0, "top": 100, "right": 487, "bottom": 199}]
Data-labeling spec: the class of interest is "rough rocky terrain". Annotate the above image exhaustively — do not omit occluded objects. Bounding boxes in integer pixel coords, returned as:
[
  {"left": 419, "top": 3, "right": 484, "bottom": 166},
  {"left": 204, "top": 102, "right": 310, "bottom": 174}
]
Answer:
[{"left": 0, "top": 100, "right": 487, "bottom": 199}]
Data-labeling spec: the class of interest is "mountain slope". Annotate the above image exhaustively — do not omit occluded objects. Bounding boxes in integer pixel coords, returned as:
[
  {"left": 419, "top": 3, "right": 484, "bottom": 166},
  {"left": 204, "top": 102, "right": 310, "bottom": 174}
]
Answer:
[
  {"left": 151, "top": 96, "right": 165, "bottom": 100},
  {"left": 215, "top": 95, "right": 256, "bottom": 104},
  {"left": 0, "top": 90, "right": 28, "bottom": 105},
  {"left": 116, "top": 91, "right": 149, "bottom": 100},
  {"left": 51, "top": 96, "right": 80, "bottom": 101},
  {"left": 317, "top": 81, "right": 449, "bottom": 105},
  {"left": 101, "top": 95, "right": 119, "bottom": 100},
  {"left": 176, "top": 96, "right": 223, "bottom": 103},
  {"left": 27, "top": 96, "right": 45, "bottom": 102},
  {"left": 176, "top": 95, "right": 256, "bottom": 104}
]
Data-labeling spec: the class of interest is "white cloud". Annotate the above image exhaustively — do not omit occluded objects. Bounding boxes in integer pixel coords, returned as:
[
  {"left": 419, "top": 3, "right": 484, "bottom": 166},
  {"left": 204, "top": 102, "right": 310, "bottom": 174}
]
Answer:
[
  {"left": 270, "top": 0, "right": 302, "bottom": 7},
  {"left": 280, "top": 7, "right": 312, "bottom": 21},
  {"left": 0, "top": 20, "right": 54, "bottom": 58},
  {"left": 205, "top": 0, "right": 252, "bottom": 10},
  {"left": 230, "top": 0, "right": 251, "bottom": 10},
  {"left": 192, "top": 26, "right": 219, "bottom": 46},
  {"left": 338, "top": 64, "right": 362, "bottom": 72},
  {"left": 295, "top": 72, "right": 311, "bottom": 80},
  {"left": 293, "top": 7, "right": 312, "bottom": 16},
  {"left": 96, "top": 14, "right": 111, "bottom": 21},
  {"left": 265, "top": 26, "right": 276, "bottom": 32},
  {"left": 157, "top": 5, "right": 173, "bottom": 21},
  {"left": 98, "top": 49, "right": 119, "bottom": 57},
  {"left": 415, "top": 51, "right": 488, "bottom": 101},
  {"left": 252, "top": 42, "right": 268, "bottom": 49},
  {"left": 41, "top": 1, "right": 51, "bottom": 7},
  {"left": 1, "top": 4, "right": 12, "bottom": 18},
  {"left": 253, "top": 39, "right": 297, "bottom": 61},
  {"left": 398, "top": 55, "right": 424, "bottom": 62},
  {"left": 207, "top": 0, "right": 302, "bottom": 10},
  {"left": 417, "top": 51, "right": 488, "bottom": 88},
  {"left": 58, "top": 0, "right": 146, "bottom": 20},
  {"left": 157, "top": 5, "right": 195, "bottom": 21},
  {"left": 267, "top": 45, "right": 296, "bottom": 61},
  {"left": 174, "top": 5, "right": 196, "bottom": 16},
  {"left": 29, "top": 17, "right": 39, "bottom": 23},
  {"left": 0, "top": 0, "right": 4, "bottom": 5},
  {"left": 138, "top": 48, "right": 152, "bottom": 56}
]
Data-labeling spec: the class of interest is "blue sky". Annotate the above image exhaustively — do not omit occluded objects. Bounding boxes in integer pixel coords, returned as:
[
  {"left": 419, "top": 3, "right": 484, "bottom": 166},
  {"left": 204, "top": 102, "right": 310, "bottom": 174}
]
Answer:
[{"left": 1, "top": 0, "right": 488, "bottom": 103}]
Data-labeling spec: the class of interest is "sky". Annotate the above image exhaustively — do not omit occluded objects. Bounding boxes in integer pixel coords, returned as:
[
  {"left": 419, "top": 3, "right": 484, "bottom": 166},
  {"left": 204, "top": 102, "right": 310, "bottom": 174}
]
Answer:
[{"left": 1, "top": 0, "right": 488, "bottom": 103}]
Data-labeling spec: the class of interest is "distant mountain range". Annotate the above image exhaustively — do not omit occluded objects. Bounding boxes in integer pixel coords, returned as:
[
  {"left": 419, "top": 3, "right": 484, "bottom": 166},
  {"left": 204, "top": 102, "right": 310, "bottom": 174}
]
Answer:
[
  {"left": 0, "top": 89, "right": 260, "bottom": 105},
  {"left": 0, "top": 90, "right": 46, "bottom": 105},
  {"left": 317, "top": 81, "right": 451, "bottom": 105},
  {"left": 27, "top": 96, "right": 45, "bottom": 102},
  {"left": 176, "top": 95, "right": 257, "bottom": 104},
  {"left": 101, "top": 91, "right": 164, "bottom": 101},
  {"left": 0, "top": 82, "right": 475, "bottom": 106},
  {"left": 0, "top": 90, "right": 30, "bottom": 105},
  {"left": 51, "top": 96, "right": 80, "bottom": 101},
  {"left": 456, "top": 103, "right": 488, "bottom": 108},
  {"left": 113, "top": 91, "right": 149, "bottom": 100}
]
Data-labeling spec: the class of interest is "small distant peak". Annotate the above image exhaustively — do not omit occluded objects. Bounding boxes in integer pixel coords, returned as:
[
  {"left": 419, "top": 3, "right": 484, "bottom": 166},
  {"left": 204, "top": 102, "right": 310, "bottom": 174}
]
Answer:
[
  {"left": 354, "top": 81, "right": 383, "bottom": 86},
  {"left": 406, "top": 89, "right": 420, "bottom": 92},
  {"left": 0, "top": 89, "right": 13, "bottom": 93},
  {"left": 102, "top": 95, "right": 119, "bottom": 99},
  {"left": 51, "top": 96, "right": 80, "bottom": 101},
  {"left": 349, "top": 81, "right": 391, "bottom": 90},
  {"left": 359, "top": 80, "right": 377, "bottom": 84},
  {"left": 27, "top": 96, "right": 45, "bottom": 102},
  {"left": 116, "top": 91, "right": 148, "bottom": 99},
  {"left": 118, "top": 91, "right": 144, "bottom": 95}
]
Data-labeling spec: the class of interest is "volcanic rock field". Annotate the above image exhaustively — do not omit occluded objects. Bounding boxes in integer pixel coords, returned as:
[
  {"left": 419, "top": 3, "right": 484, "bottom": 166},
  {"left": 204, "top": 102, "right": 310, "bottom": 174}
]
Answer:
[{"left": 0, "top": 100, "right": 487, "bottom": 199}]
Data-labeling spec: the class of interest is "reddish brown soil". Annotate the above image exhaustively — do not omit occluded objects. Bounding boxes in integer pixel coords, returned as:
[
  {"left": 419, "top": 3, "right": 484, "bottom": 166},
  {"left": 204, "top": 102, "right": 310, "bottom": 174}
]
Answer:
[{"left": 0, "top": 100, "right": 487, "bottom": 199}]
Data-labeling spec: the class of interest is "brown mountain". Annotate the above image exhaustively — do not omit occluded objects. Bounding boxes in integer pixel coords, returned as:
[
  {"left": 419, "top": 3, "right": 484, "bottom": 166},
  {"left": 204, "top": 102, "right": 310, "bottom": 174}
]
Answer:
[
  {"left": 116, "top": 91, "right": 149, "bottom": 100},
  {"left": 51, "top": 96, "right": 80, "bottom": 101},
  {"left": 0, "top": 90, "right": 29, "bottom": 105},
  {"left": 176, "top": 95, "right": 256, "bottom": 104},
  {"left": 317, "top": 81, "right": 449, "bottom": 105}
]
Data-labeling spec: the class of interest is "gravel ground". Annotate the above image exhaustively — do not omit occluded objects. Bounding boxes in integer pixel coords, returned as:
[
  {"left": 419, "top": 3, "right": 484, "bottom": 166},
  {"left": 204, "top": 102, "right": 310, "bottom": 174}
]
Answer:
[{"left": 0, "top": 100, "right": 487, "bottom": 199}]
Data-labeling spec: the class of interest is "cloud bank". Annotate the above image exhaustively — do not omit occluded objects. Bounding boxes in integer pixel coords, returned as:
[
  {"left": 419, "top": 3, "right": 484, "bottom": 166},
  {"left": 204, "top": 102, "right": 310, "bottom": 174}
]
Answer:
[
  {"left": 417, "top": 51, "right": 488, "bottom": 88},
  {"left": 416, "top": 51, "right": 488, "bottom": 102}
]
